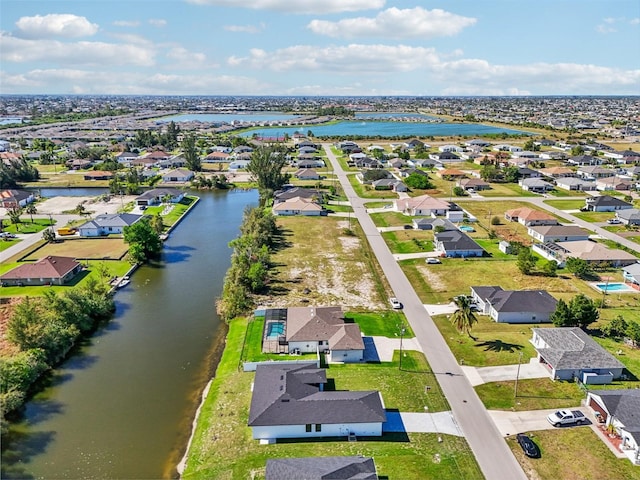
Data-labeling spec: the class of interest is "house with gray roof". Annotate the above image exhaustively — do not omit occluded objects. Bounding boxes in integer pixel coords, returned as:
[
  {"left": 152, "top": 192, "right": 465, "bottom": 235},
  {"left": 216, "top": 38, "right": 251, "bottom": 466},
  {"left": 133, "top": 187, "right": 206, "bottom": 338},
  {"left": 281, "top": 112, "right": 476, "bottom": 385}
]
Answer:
[
  {"left": 531, "top": 327, "right": 625, "bottom": 383},
  {"left": 248, "top": 362, "right": 385, "bottom": 441},
  {"left": 616, "top": 208, "right": 640, "bottom": 226},
  {"left": 434, "top": 230, "right": 484, "bottom": 258},
  {"left": 622, "top": 263, "right": 640, "bottom": 286},
  {"left": 554, "top": 177, "right": 596, "bottom": 191},
  {"left": 412, "top": 217, "right": 456, "bottom": 231},
  {"left": 78, "top": 213, "right": 143, "bottom": 237},
  {"left": 587, "top": 390, "right": 640, "bottom": 465},
  {"left": 528, "top": 225, "right": 590, "bottom": 243},
  {"left": 135, "top": 187, "right": 184, "bottom": 206},
  {"left": 266, "top": 456, "right": 378, "bottom": 480},
  {"left": 519, "top": 177, "right": 554, "bottom": 193},
  {"left": 585, "top": 195, "right": 633, "bottom": 212},
  {"left": 470, "top": 286, "right": 557, "bottom": 323}
]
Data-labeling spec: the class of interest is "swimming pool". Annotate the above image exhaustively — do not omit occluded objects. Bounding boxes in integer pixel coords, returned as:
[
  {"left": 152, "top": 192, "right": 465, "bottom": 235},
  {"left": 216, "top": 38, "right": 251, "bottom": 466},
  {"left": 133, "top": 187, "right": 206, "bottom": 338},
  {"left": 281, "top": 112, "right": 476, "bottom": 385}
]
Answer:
[
  {"left": 266, "top": 321, "right": 285, "bottom": 339},
  {"left": 459, "top": 225, "right": 475, "bottom": 232},
  {"left": 594, "top": 282, "right": 636, "bottom": 293}
]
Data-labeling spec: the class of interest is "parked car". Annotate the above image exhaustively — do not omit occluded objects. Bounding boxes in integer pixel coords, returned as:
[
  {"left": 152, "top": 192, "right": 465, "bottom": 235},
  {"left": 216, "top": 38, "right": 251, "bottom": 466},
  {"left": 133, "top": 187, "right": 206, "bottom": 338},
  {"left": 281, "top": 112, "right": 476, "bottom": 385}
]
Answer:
[
  {"left": 389, "top": 297, "right": 403, "bottom": 309},
  {"left": 546, "top": 409, "right": 586, "bottom": 427},
  {"left": 426, "top": 258, "right": 441, "bottom": 264},
  {"left": 607, "top": 218, "right": 622, "bottom": 224},
  {"left": 516, "top": 433, "right": 540, "bottom": 458}
]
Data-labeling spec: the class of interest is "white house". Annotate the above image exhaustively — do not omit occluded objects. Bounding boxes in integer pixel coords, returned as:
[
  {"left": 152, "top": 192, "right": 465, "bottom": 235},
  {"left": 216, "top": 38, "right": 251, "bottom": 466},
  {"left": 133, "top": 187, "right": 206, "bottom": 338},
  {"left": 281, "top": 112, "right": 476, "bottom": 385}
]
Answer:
[
  {"left": 470, "top": 286, "right": 557, "bottom": 323},
  {"left": 272, "top": 197, "right": 323, "bottom": 216},
  {"left": 530, "top": 327, "right": 625, "bottom": 383},
  {"left": 587, "top": 390, "right": 640, "bottom": 465},
  {"left": 78, "top": 213, "right": 143, "bottom": 237},
  {"left": 248, "top": 362, "right": 385, "bottom": 441},
  {"left": 161, "top": 168, "right": 194, "bottom": 183},
  {"left": 394, "top": 195, "right": 450, "bottom": 216},
  {"left": 528, "top": 225, "right": 590, "bottom": 243}
]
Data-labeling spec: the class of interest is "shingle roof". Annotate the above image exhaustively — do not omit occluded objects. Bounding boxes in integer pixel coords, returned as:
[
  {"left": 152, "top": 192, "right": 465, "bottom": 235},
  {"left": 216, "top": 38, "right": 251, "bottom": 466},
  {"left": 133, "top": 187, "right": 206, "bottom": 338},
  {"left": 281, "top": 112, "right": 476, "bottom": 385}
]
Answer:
[
  {"left": 265, "top": 456, "right": 377, "bottom": 480},
  {"left": 588, "top": 196, "right": 632, "bottom": 207},
  {"left": 490, "top": 290, "right": 557, "bottom": 313},
  {"left": 1, "top": 256, "right": 80, "bottom": 281},
  {"left": 285, "top": 307, "right": 363, "bottom": 351},
  {"left": 248, "top": 363, "right": 386, "bottom": 427},
  {"left": 81, "top": 213, "right": 142, "bottom": 228},
  {"left": 590, "top": 389, "right": 640, "bottom": 432},
  {"left": 533, "top": 327, "right": 625, "bottom": 372},
  {"left": 435, "top": 230, "right": 484, "bottom": 253}
]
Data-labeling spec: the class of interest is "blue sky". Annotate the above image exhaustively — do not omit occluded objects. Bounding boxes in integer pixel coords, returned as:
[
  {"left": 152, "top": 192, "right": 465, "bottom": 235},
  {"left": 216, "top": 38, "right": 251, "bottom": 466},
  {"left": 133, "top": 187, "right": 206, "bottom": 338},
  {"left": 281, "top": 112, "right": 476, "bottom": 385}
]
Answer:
[{"left": 1, "top": 0, "right": 639, "bottom": 96}]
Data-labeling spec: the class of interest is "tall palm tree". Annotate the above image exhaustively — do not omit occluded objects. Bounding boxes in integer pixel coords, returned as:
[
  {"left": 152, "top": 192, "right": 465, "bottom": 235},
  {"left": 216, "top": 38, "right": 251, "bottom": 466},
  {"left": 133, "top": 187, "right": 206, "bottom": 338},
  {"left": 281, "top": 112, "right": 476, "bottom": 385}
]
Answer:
[
  {"left": 450, "top": 295, "right": 478, "bottom": 338},
  {"left": 25, "top": 203, "right": 37, "bottom": 223}
]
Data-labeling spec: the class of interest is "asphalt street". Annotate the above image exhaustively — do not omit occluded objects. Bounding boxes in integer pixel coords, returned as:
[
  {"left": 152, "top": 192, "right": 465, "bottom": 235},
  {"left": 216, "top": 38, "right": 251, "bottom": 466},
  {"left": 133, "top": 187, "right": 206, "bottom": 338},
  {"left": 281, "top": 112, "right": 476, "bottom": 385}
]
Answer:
[{"left": 323, "top": 144, "right": 528, "bottom": 480}]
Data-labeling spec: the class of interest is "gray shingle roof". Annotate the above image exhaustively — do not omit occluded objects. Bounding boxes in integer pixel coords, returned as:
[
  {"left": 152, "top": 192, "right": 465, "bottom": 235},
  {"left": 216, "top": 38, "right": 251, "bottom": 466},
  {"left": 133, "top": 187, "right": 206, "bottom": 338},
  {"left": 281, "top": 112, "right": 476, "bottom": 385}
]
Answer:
[
  {"left": 473, "top": 287, "right": 557, "bottom": 314},
  {"left": 588, "top": 196, "right": 632, "bottom": 208},
  {"left": 81, "top": 213, "right": 142, "bottom": 228},
  {"left": 590, "top": 389, "right": 640, "bottom": 432},
  {"left": 248, "top": 363, "right": 385, "bottom": 427},
  {"left": 533, "top": 327, "right": 625, "bottom": 371},
  {"left": 435, "top": 230, "right": 484, "bottom": 253},
  {"left": 266, "top": 456, "right": 377, "bottom": 480}
]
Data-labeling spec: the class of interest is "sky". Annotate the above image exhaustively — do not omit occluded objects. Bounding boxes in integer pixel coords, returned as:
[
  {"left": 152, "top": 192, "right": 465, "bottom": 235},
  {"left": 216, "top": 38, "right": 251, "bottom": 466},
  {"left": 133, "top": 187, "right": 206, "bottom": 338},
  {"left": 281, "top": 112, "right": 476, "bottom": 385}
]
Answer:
[{"left": 1, "top": 0, "right": 639, "bottom": 96}]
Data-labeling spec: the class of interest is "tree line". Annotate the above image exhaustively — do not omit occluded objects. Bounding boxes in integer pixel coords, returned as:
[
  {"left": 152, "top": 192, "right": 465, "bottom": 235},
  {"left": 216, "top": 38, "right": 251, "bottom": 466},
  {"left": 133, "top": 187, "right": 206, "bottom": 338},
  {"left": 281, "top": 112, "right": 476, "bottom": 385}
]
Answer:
[{"left": 0, "top": 279, "right": 115, "bottom": 432}]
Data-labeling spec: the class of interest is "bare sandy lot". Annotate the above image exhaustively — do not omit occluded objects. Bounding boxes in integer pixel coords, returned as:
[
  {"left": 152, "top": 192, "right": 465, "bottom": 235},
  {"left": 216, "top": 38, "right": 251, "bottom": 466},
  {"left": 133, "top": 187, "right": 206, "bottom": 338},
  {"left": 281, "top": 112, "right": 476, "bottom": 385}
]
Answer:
[{"left": 32, "top": 194, "right": 137, "bottom": 216}]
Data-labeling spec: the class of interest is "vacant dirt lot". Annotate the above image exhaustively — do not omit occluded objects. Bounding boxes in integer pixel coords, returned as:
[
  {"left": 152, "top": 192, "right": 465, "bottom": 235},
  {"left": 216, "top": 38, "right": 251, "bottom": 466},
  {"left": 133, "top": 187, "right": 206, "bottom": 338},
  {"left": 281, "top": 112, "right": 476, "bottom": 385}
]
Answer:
[
  {"left": 22, "top": 238, "right": 129, "bottom": 260},
  {"left": 35, "top": 194, "right": 137, "bottom": 215}
]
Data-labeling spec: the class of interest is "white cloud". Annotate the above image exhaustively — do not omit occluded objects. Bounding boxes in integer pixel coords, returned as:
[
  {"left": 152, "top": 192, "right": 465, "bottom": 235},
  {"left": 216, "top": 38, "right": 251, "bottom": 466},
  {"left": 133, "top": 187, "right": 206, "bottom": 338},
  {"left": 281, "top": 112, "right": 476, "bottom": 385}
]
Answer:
[
  {"left": 630, "top": 18, "right": 640, "bottom": 25},
  {"left": 185, "top": 0, "right": 384, "bottom": 15},
  {"left": 149, "top": 19, "right": 167, "bottom": 27},
  {"left": 308, "top": 7, "right": 476, "bottom": 39},
  {"left": 224, "top": 23, "right": 265, "bottom": 34},
  {"left": 228, "top": 44, "right": 440, "bottom": 73},
  {"left": 596, "top": 24, "right": 616, "bottom": 34},
  {"left": 165, "top": 47, "right": 208, "bottom": 67},
  {"left": 0, "top": 68, "right": 270, "bottom": 95},
  {"left": 0, "top": 33, "right": 155, "bottom": 66},
  {"left": 15, "top": 14, "right": 99, "bottom": 39},
  {"left": 113, "top": 20, "right": 141, "bottom": 27}
]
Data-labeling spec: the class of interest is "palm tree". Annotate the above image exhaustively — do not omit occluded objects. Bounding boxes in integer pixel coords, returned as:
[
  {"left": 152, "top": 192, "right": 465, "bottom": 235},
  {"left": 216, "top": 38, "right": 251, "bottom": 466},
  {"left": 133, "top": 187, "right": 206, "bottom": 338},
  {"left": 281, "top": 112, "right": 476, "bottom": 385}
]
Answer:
[
  {"left": 450, "top": 295, "right": 478, "bottom": 338},
  {"left": 25, "top": 203, "right": 37, "bottom": 223}
]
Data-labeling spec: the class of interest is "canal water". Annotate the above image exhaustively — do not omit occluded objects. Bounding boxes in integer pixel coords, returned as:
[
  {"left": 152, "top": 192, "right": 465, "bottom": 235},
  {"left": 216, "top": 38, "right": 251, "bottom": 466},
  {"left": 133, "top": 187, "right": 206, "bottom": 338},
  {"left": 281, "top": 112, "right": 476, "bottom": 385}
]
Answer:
[{"left": 1, "top": 189, "right": 258, "bottom": 479}]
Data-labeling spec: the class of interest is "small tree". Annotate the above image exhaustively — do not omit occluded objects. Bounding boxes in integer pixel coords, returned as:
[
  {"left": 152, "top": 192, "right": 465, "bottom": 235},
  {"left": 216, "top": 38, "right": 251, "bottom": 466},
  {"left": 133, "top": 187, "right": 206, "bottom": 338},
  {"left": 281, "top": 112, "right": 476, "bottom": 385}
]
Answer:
[
  {"left": 453, "top": 186, "right": 466, "bottom": 197},
  {"left": 25, "top": 204, "right": 37, "bottom": 223},
  {"left": 42, "top": 228, "right": 56, "bottom": 243},
  {"left": 626, "top": 321, "right": 640, "bottom": 346},
  {"left": 517, "top": 248, "right": 536, "bottom": 275},
  {"left": 551, "top": 299, "right": 574, "bottom": 327},
  {"left": 565, "top": 257, "right": 592, "bottom": 279},
  {"left": 541, "top": 259, "right": 558, "bottom": 277},
  {"left": 490, "top": 216, "right": 501, "bottom": 226},
  {"left": 569, "top": 294, "right": 599, "bottom": 329},
  {"left": 602, "top": 315, "right": 628, "bottom": 338}
]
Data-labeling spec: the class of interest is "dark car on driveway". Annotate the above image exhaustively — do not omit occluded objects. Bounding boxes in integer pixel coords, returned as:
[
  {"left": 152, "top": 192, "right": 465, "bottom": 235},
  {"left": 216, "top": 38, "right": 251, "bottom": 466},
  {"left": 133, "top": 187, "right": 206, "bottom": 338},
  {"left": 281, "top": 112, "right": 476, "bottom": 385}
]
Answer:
[{"left": 516, "top": 433, "right": 540, "bottom": 458}]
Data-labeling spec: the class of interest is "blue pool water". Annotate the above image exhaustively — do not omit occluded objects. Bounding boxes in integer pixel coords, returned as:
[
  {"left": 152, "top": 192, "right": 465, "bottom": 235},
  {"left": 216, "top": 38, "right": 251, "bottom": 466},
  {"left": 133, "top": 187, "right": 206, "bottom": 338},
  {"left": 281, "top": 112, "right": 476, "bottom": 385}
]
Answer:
[
  {"left": 594, "top": 282, "right": 635, "bottom": 293},
  {"left": 266, "top": 322, "right": 285, "bottom": 339},
  {"left": 459, "top": 225, "right": 475, "bottom": 232}
]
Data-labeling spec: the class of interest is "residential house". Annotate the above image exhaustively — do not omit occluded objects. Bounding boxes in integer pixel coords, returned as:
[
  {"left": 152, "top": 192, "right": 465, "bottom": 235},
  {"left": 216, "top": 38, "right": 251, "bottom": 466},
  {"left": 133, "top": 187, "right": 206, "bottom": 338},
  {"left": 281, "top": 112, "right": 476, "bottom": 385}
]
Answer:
[
  {"left": 493, "top": 144, "right": 522, "bottom": 152},
  {"left": 567, "top": 155, "right": 603, "bottom": 166},
  {"left": 519, "top": 178, "right": 554, "bottom": 193},
  {"left": 158, "top": 155, "right": 187, "bottom": 169},
  {"left": 434, "top": 230, "right": 484, "bottom": 258},
  {"left": 587, "top": 390, "right": 640, "bottom": 465},
  {"left": 429, "top": 152, "right": 461, "bottom": 163},
  {"left": 470, "top": 286, "right": 557, "bottom": 323},
  {"left": 539, "top": 166, "right": 575, "bottom": 178},
  {"left": 248, "top": 362, "right": 385, "bottom": 441},
  {"left": 296, "top": 158, "right": 325, "bottom": 169},
  {"left": 528, "top": 225, "right": 590, "bottom": 243},
  {"left": 371, "top": 179, "right": 407, "bottom": 192},
  {"left": 135, "top": 188, "right": 184, "bottom": 206},
  {"left": 622, "top": 263, "right": 640, "bottom": 286},
  {"left": 438, "top": 145, "right": 463, "bottom": 153},
  {"left": 577, "top": 166, "right": 615, "bottom": 180},
  {"left": 504, "top": 207, "right": 558, "bottom": 227},
  {"left": 394, "top": 195, "right": 450, "bottom": 216},
  {"left": 274, "top": 187, "right": 323, "bottom": 204},
  {"left": 517, "top": 167, "right": 542, "bottom": 178},
  {"left": 465, "top": 139, "right": 492, "bottom": 148},
  {"left": 78, "top": 213, "right": 143, "bottom": 237},
  {"left": 0, "top": 256, "right": 82, "bottom": 286},
  {"left": 535, "top": 240, "right": 638, "bottom": 267},
  {"left": 272, "top": 197, "right": 323, "bottom": 216},
  {"left": 458, "top": 178, "right": 490, "bottom": 191},
  {"left": 616, "top": 209, "right": 640, "bottom": 226},
  {"left": 294, "top": 169, "right": 320, "bottom": 180},
  {"left": 0, "top": 189, "right": 35, "bottom": 208},
  {"left": 265, "top": 456, "right": 378, "bottom": 480},
  {"left": 404, "top": 138, "right": 425, "bottom": 149},
  {"left": 596, "top": 177, "right": 632, "bottom": 191},
  {"left": 531, "top": 327, "right": 625, "bottom": 383},
  {"left": 204, "top": 151, "right": 230, "bottom": 163},
  {"left": 412, "top": 218, "right": 456, "bottom": 231},
  {"left": 66, "top": 158, "right": 93, "bottom": 170},
  {"left": 229, "top": 159, "right": 251, "bottom": 170},
  {"left": 115, "top": 151, "right": 138, "bottom": 165},
  {"left": 554, "top": 177, "right": 596, "bottom": 191},
  {"left": 161, "top": 168, "right": 194, "bottom": 183},
  {"left": 585, "top": 196, "right": 633, "bottom": 212},
  {"left": 83, "top": 170, "right": 113, "bottom": 181},
  {"left": 143, "top": 150, "right": 171, "bottom": 162},
  {"left": 437, "top": 168, "right": 466, "bottom": 180}
]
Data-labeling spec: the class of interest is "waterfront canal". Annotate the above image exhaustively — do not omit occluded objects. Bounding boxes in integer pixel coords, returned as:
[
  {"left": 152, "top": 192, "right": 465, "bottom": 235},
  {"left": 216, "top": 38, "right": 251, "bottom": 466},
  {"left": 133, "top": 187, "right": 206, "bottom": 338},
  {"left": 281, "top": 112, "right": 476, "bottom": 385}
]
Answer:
[{"left": 1, "top": 189, "right": 258, "bottom": 479}]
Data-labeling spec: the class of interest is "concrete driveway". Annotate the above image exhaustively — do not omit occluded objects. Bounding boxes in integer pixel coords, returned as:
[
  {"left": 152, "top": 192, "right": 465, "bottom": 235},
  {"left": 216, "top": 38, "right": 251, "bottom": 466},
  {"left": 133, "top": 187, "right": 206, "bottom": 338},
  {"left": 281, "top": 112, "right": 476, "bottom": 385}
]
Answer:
[
  {"left": 363, "top": 335, "right": 424, "bottom": 362},
  {"left": 384, "top": 410, "right": 463, "bottom": 436},
  {"left": 489, "top": 407, "right": 592, "bottom": 436},
  {"left": 461, "top": 358, "right": 550, "bottom": 387}
]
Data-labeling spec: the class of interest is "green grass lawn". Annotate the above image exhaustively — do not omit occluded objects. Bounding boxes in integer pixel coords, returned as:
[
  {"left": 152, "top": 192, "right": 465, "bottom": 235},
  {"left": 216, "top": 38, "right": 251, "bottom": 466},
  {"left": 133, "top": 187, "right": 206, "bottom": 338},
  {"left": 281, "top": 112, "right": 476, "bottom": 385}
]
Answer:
[
  {"left": 369, "top": 211, "right": 408, "bottom": 227},
  {"left": 475, "top": 378, "right": 585, "bottom": 411},
  {"left": 545, "top": 188, "right": 587, "bottom": 198},
  {"left": 326, "top": 204, "right": 353, "bottom": 213},
  {"left": 479, "top": 183, "right": 539, "bottom": 197},
  {"left": 344, "top": 310, "right": 414, "bottom": 337},
  {"left": 21, "top": 237, "right": 130, "bottom": 260},
  {"left": 0, "top": 239, "right": 20, "bottom": 252},
  {"left": 3, "top": 219, "right": 52, "bottom": 234},
  {"left": 507, "top": 428, "right": 640, "bottom": 480},
  {"left": 143, "top": 195, "right": 197, "bottom": 228},
  {"left": 364, "top": 201, "right": 394, "bottom": 209},
  {"left": 348, "top": 175, "right": 397, "bottom": 199},
  {"left": 182, "top": 317, "right": 483, "bottom": 480},
  {"left": 381, "top": 230, "right": 433, "bottom": 254},
  {"left": 431, "top": 313, "right": 540, "bottom": 367},
  {"left": 572, "top": 211, "right": 614, "bottom": 223},
  {"left": 544, "top": 199, "right": 586, "bottom": 210}
]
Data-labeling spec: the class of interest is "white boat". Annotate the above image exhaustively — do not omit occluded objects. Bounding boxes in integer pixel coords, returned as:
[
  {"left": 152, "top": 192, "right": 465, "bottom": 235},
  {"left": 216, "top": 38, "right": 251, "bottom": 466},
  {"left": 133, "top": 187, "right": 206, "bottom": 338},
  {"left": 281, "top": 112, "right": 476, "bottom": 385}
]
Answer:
[{"left": 117, "top": 276, "right": 130, "bottom": 288}]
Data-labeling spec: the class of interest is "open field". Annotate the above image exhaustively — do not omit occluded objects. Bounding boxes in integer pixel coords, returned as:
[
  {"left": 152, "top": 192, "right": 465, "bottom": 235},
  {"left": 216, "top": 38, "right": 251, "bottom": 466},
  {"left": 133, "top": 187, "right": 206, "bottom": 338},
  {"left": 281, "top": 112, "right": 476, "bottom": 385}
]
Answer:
[
  {"left": 3, "top": 219, "right": 52, "bottom": 234},
  {"left": 478, "top": 183, "right": 538, "bottom": 197},
  {"left": 381, "top": 230, "right": 433, "bottom": 254},
  {"left": 347, "top": 174, "right": 397, "bottom": 199},
  {"left": 544, "top": 199, "right": 586, "bottom": 210},
  {"left": 431, "top": 313, "right": 541, "bottom": 367},
  {"left": 260, "top": 216, "right": 388, "bottom": 309},
  {"left": 507, "top": 428, "right": 640, "bottom": 480},
  {"left": 22, "top": 238, "right": 129, "bottom": 260},
  {"left": 182, "top": 318, "right": 483, "bottom": 480},
  {"left": 369, "top": 211, "right": 408, "bottom": 227},
  {"left": 475, "top": 378, "right": 585, "bottom": 411}
]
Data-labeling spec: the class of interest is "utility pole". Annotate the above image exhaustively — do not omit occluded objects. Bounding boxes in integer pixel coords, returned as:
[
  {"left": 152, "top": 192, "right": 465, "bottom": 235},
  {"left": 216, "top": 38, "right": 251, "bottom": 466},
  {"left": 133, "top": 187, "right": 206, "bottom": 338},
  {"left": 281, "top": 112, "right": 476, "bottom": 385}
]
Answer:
[
  {"left": 514, "top": 351, "right": 523, "bottom": 400},
  {"left": 399, "top": 326, "right": 406, "bottom": 371}
]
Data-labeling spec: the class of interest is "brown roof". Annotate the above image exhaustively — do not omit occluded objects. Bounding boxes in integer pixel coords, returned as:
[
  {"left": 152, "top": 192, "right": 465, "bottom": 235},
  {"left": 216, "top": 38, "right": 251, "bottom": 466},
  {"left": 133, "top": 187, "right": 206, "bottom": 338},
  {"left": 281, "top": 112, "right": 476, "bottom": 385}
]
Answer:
[
  {"left": 505, "top": 207, "right": 555, "bottom": 222},
  {"left": 1, "top": 256, "right": 80, "bottom": 281}
]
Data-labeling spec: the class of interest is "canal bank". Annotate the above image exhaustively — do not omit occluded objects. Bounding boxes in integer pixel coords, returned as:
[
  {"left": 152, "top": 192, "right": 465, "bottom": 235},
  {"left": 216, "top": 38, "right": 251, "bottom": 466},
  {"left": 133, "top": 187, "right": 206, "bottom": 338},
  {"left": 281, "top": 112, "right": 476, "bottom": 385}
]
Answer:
[{"left": 1, "top": 189, "right": 258, "bottom": 480}]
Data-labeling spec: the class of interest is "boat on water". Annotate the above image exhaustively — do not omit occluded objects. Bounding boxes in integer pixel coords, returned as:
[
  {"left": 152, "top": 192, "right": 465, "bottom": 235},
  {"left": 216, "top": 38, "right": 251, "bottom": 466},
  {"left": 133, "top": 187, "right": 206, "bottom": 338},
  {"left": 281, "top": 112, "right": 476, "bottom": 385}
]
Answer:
[{"left": 117, "top": 276, "right": 130, "bottom": 288}]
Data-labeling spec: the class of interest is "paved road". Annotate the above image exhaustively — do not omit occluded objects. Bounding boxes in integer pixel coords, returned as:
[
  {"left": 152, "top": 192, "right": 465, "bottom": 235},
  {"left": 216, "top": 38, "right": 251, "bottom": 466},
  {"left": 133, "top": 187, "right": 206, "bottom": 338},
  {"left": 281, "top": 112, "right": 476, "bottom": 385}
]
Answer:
[{"left": 323, "top": 144, "right": 528, "bottom": 480}]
